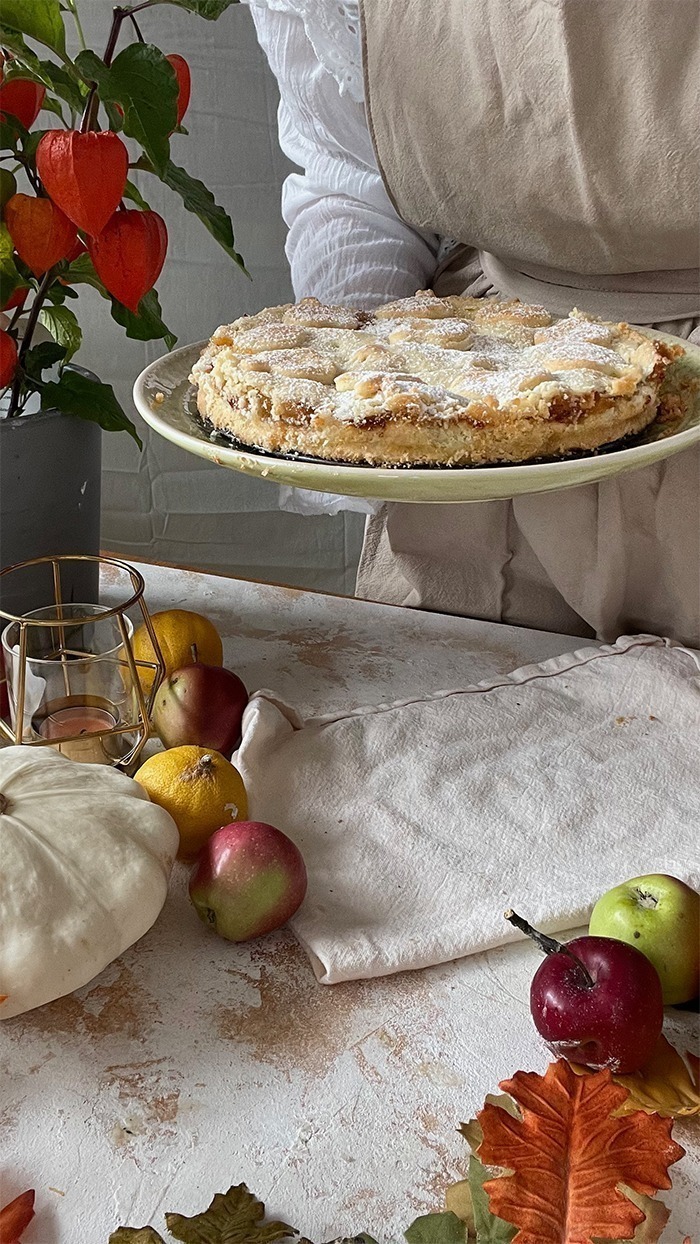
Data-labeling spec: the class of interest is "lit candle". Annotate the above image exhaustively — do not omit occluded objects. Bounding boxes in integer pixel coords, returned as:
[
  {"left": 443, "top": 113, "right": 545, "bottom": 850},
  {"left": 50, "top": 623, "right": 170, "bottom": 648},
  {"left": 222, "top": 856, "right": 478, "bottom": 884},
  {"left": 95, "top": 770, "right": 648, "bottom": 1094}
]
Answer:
[{"left": 39, "top": 705, "right": 117, "bottom": 764}]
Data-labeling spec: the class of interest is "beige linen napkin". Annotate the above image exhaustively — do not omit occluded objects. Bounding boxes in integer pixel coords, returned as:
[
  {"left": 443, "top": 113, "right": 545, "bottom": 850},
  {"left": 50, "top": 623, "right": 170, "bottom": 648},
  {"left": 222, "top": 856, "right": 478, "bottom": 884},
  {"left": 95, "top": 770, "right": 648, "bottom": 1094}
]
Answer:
[{"left": 236, "top": 635, "right": 700, "bottom": 984}]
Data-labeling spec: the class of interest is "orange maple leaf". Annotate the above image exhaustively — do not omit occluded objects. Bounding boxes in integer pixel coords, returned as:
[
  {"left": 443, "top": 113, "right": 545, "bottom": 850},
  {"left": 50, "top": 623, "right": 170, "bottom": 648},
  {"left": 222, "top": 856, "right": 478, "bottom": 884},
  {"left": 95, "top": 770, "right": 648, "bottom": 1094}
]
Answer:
[
  {"left": 0, "top": 1189, "right": 35, "bottom": 1243},
  {"left": 478, "top": 1060, "right": 684, "bottom": 1244}
]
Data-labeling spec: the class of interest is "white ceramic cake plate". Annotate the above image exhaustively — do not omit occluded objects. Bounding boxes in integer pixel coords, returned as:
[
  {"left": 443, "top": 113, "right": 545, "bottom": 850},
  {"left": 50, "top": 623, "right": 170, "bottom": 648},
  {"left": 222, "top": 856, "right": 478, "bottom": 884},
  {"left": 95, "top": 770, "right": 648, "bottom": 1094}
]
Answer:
[{"left": 133, "top": 331, "right": 700, "bottom": 504}]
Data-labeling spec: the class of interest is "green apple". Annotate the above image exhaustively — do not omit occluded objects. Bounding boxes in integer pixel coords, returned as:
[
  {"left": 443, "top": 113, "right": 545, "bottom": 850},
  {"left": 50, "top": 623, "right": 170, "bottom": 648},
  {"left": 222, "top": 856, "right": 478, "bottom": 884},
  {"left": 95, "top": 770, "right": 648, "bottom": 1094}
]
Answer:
[{"left": 589, "top": 874, "right": 699, "bottom": 1005}]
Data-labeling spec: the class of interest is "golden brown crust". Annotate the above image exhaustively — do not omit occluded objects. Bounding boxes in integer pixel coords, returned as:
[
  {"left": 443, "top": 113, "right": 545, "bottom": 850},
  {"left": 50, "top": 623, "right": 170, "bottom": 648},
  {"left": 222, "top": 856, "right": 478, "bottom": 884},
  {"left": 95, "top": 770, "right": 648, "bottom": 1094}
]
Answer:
[{"left": 190, "top": 291, "right": 679, "bottom": 467}]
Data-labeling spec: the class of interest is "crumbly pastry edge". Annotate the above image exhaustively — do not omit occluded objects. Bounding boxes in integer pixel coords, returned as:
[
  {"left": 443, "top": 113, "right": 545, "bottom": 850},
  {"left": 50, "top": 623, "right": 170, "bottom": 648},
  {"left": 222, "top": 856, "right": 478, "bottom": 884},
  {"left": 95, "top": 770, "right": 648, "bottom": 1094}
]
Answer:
[{"left": 193, "top": 374, "right": 662, "bottom": 467}]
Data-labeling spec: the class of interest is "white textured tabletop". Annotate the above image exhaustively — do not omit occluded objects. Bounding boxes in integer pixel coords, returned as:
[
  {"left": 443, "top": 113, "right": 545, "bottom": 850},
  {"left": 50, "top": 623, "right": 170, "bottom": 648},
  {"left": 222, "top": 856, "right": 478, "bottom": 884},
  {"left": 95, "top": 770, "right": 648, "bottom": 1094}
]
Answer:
[{"left": 1, "top": 563, "right": 697, "bottom": 1242}]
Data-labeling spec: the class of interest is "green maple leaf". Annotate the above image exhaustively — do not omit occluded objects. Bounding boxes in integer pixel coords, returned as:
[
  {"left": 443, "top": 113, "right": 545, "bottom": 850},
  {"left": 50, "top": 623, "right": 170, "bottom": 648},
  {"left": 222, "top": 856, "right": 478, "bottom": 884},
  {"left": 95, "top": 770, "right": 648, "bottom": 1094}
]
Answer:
[
  {"left": 467, "top": 1158, "right": 516, "bottom": 1244},
  {"left": 165, "top": 1184, "right": 295, "bottom": 1244},
  {"left": 404, "top": 1211, "right": 467, "bottom": 1244}
]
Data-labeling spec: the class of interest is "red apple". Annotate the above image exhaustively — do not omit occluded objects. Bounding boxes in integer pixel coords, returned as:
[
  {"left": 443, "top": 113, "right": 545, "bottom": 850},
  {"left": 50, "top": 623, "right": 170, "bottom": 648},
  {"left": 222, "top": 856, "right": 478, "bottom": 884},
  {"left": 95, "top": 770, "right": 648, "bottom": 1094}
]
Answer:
[
  {"left": 152, "top": 657, "right": 248, "bottom": 756},
  {"left": 189, "top": 821, "right": 307, "bottom": 942},
  {"left": 506, "top": 910, "right": 664, "bottom": 1074}
]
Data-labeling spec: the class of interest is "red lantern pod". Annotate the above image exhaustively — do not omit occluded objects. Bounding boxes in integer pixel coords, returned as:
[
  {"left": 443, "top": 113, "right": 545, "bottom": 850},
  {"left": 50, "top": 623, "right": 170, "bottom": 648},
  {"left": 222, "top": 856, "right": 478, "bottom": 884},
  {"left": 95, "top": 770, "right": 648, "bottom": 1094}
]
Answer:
[
  {"left": 0, "top": 328, "right": 18, "bottom": 388},
  {"left": 88, "top": 209, "right": 168, "bottom": 313},
  {"left": 4, "top": 193, "right": 77, "bottom": 277},
  {"left": 166, "top": 54, "right": 192, "bottom": 127},
  {"left": 36, "top": 130, "right": 129, "bottom": 238},
  {"left": 0, "top": 78, "right": 45, "bottom": 129},
  {"left": 1, "top": 285, "right": 29, "bottom": 312}
]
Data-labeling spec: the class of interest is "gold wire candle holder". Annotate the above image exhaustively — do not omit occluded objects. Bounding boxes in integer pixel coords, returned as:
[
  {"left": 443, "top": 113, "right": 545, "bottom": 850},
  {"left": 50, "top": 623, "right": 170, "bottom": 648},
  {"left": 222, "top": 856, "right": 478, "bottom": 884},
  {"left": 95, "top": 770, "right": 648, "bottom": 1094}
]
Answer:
[{"left": 0, "top": 555, "right": 165, "bottom": 770}]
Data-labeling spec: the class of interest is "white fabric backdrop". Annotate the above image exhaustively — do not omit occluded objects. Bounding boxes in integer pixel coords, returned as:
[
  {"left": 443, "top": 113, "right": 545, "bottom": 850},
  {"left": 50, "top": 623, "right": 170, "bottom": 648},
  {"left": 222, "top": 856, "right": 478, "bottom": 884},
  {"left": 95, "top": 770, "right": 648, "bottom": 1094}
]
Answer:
[{"left": 74, "top": 1, "right": 364, "bottom": 593}]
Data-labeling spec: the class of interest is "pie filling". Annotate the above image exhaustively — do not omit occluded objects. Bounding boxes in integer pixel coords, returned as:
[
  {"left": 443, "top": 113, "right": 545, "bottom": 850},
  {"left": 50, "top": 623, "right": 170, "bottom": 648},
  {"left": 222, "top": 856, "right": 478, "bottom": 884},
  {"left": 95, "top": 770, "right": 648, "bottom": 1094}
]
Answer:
[{"left": 190, "top": 291, "right": 681, "bottom": 467}]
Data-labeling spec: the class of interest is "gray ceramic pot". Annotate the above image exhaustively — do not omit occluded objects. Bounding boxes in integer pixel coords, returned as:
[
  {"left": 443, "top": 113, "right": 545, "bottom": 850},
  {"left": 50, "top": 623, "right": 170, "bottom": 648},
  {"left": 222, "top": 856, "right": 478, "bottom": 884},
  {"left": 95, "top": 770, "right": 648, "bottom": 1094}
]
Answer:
[{"left": 0, "top": 401, "right": 102, "bottom": 618}]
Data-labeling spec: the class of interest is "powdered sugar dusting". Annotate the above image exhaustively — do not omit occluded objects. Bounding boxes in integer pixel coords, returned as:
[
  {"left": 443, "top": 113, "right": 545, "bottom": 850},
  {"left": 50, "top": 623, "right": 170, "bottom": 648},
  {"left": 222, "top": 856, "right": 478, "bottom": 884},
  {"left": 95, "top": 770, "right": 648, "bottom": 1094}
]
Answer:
[{"left": 192, "top": 292, "right": 664, "bottom": 428}]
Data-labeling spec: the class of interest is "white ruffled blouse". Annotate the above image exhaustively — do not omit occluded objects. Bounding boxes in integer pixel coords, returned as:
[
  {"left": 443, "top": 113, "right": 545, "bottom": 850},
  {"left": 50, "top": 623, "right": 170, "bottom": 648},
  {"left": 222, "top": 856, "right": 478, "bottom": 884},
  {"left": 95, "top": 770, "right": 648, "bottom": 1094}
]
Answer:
[{"left": 243, "top": 0, "right": 439, "bottom": 308}]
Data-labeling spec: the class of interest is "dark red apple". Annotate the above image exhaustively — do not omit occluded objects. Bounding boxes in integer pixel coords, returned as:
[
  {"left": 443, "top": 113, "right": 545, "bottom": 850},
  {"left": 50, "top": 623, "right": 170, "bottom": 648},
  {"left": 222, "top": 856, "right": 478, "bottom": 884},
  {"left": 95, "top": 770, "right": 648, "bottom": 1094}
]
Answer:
[
  {"left": 505, "top": 910, "right": 664, "bottom": 1074},
  {"left": 152, "top": 656, "right": 248, "bottom": 756},
  {"left": 189, "top": 821, "right": 308, "bottom": 942}
]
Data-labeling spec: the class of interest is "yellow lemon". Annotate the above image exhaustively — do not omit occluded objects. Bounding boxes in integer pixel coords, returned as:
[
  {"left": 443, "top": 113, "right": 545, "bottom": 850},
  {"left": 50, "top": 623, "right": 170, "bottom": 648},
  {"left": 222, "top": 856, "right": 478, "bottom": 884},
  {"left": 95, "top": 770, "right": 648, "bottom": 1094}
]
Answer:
[
  {"left": 132, "top": 609, "right": 223, "bottom": 694},
  {"left": 135, "top": 745, "right": 247, "bottom": 859}
]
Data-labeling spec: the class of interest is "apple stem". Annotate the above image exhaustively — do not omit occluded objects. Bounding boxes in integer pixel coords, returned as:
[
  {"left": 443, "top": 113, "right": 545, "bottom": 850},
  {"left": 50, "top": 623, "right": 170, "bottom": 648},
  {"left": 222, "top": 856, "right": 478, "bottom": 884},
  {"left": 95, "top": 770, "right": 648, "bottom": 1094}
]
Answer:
[
  {"left": 504, "top": 909, "right": 596, "bottom": 989},
  {"left": 191, "top": 644, "right": 199, "bottom": 664}
]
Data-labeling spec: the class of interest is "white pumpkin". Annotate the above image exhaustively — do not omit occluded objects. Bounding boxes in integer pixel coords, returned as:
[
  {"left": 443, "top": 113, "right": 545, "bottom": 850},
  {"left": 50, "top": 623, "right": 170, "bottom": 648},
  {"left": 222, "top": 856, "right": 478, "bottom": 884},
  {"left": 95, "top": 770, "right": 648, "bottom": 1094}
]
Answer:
[{"left": 0, "top": 745, "right": 179, "bottom": 1020}]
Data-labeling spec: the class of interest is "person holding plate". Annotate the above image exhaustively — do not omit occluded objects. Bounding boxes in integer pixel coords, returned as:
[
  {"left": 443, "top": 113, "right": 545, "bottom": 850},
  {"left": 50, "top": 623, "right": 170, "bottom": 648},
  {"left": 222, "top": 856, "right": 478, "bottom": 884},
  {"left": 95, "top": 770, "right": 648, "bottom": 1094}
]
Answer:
[{"left": 242, "top": 0, "right": 700, "bottom": 643}]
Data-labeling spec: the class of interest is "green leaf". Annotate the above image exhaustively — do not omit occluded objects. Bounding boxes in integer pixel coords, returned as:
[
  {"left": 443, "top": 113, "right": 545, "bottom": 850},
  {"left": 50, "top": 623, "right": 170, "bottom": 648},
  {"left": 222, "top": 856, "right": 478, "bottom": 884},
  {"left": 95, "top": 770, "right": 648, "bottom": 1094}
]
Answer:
[
  {"left": 63, "top": 251, "right": 107, "bottom": 294},
  {"left": 39, "top": 95, "right": 66, "bottom": 122},
  {"left": 1, "top": 55, "right": 84, "bottom": 112},
  {"left": 23, "top": 129, "right": 51, "bottom": 160},
  {"left": 159, "top": 159, "right": 247, "bottom": 272},
  {"left": 468, "top": 1158, "right": 516, "bottom": 1244},
  {"left": 75, "top": 44, "right": 178, "bottom": 174},
  {"left": 38, "top": 369, "right": 143, "bottom": 447},
  {"left": 0, "top": 111, "right": 30, "bottom": 154},
  {"left": 0, "top": 0, "right": 66, "bottom": 55},
  {"left": 165, "top": 1184, "right": 295, "bottom": 1244},
  {"left": 404, "top": 1212, "right": 467, "bottom": 1244},
  {"left": 45, "top": 280, "right": 79, "bottom": 303},
  {"left": 23, "top": 340, "right": 67, "bottom": 380},
  {"left": 150, "top": 0, "right": 239, "bottom": 17},
  {"left": 39, "top": 304, "right": 82, "bottom": 362},
  {"left": 110, "top": 288, "right": 177, "bottom": 352},
  {"left": 123, "top": 179, "right": 152, "bottom": 212},
  {"left": 104, "top": 101, "right": 125, "bottom": 133},
  {"left": 0, "top": 27, "right": 35, "bottom": 63},
  {"left": 109, "top": 1230, "right": 165, "bottom": 1243},
  {"left": 0, "top": 223, "right": 22, "bottom": 305}
]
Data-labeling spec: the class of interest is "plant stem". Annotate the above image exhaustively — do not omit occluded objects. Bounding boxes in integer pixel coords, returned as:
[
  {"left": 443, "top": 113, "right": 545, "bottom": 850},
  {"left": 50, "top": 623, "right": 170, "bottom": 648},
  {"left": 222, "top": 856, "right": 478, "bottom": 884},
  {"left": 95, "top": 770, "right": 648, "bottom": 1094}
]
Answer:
[
  {"left": 5, "top": 270, "right": 55, "bottom": 418},
  {"left": 129, "top": 14, "right": 146, "bottom": 43},
  {"left": 66, "top": 0, "right": 88, "bottom": 52},
  {"left": 504, "top": 909, "right": 596, "bottom": 989},
  {"left": 79, "top": 4, "right": 132, "bottom": 133},
  {"left": 6, "top": 301, "right": 26, "bottom": 333},
  {"left": 13, "top": 153, "right": 41, "bottom": 195}
]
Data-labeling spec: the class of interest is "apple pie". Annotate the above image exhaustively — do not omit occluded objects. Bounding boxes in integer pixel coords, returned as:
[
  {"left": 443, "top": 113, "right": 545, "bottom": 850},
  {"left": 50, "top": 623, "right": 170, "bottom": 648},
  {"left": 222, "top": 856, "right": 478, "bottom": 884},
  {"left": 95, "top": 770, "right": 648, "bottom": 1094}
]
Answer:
[{"left": 190, "top": 291, "right": 680, "bottom": 467}]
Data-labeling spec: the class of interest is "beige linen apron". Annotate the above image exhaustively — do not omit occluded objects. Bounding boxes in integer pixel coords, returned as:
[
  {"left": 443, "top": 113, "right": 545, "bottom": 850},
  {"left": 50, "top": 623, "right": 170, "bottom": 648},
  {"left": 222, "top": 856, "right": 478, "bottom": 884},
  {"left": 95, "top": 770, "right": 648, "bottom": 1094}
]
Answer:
[{"left": 356, "top": 0, "right": 700, "bottom": 643}]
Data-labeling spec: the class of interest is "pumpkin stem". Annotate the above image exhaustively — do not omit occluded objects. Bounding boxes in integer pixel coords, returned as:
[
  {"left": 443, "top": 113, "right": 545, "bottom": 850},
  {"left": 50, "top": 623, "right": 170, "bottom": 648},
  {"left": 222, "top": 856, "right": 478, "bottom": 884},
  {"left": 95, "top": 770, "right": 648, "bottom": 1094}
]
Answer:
[{"left": 0, "top": 793, "right": 8, "bottom": 815}]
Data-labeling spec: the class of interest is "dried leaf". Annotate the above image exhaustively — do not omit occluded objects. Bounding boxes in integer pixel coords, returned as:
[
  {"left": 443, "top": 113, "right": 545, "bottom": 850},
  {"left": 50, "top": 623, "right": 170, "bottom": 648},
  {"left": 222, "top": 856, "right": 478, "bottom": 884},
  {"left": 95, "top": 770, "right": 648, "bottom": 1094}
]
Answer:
[
  {"left": 444, "top": 1179, "right": 475, "bottom": 1233},
  {"left": 165, "top": 1184, "right": 295, "bottom": 1244},
  {"left": 611, "top": 1037, "right": 699, "bottom": 1118},
  {"left": 459, "top": 1095, "right": 520, "bottom": 1156},
  {"left": 0, "top": 1189, "right": 35, "bottom": 1240},
  {"left": 478, "top": 1061, "right": 684, "bottom": 1244},
  {"left": 404, "top": 1211, "right": 467, "bottom": 1243},
  {"left": 468, "top": 1158, "right": 516, "bottom": 1244},
  {"left": 109, "top": 1230, "right": 165, "bottom": 1243},
  {"left": 594, "top": 1187, "right": 670, "bottom": 1243}
]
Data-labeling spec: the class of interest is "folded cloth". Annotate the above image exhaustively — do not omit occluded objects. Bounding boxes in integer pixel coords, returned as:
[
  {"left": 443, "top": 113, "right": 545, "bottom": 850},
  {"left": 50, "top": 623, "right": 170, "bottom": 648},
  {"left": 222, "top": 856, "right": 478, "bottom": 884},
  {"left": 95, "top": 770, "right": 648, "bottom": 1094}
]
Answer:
[{"left": 236, "top": 635, "right": 700, "bottom": 984}]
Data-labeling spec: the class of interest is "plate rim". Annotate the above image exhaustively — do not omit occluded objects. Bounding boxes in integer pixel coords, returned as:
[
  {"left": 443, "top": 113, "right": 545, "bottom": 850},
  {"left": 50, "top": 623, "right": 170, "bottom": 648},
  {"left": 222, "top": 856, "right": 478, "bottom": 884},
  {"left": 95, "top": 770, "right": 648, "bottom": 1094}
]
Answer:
[{"left": 133, "top": 332, "right": 700, "bottom": 499}]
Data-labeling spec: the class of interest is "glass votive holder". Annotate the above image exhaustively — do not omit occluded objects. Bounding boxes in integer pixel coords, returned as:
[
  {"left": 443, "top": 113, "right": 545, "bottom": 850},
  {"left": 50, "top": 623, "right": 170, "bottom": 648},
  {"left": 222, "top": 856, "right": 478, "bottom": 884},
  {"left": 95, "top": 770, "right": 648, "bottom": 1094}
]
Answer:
[{"left": 0, "top": 555, "right": 165, "bottom": 769}]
